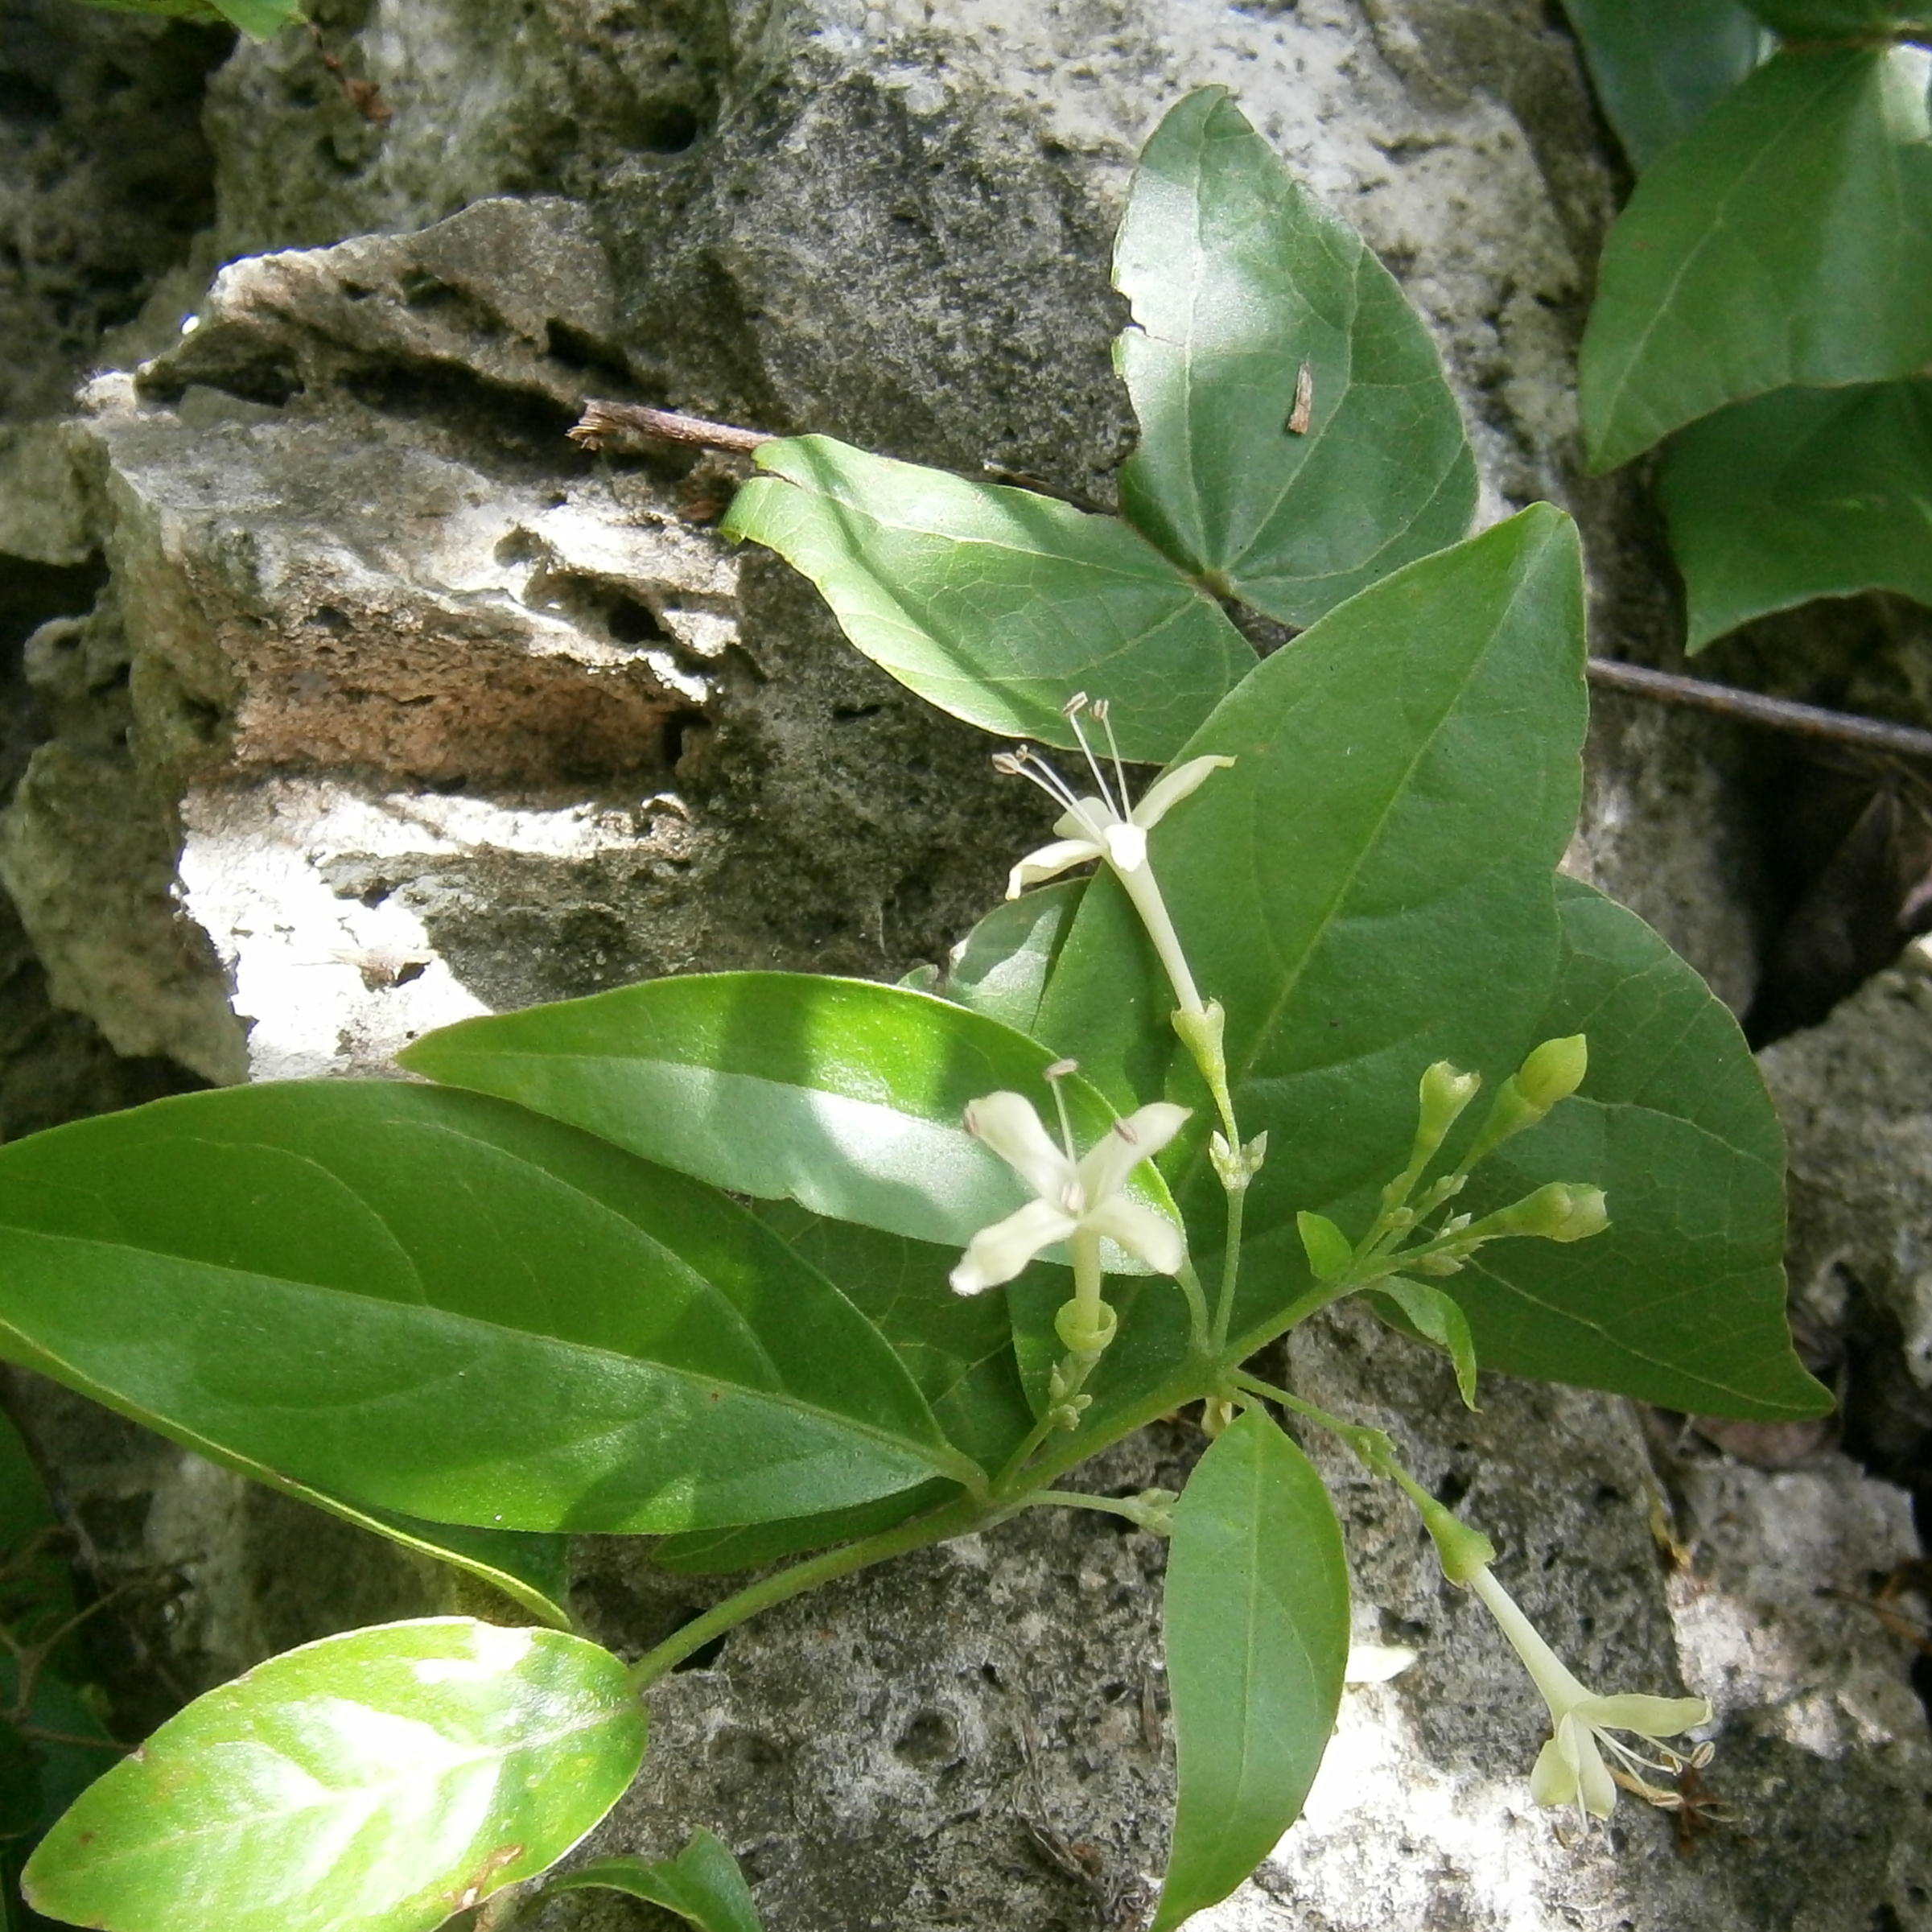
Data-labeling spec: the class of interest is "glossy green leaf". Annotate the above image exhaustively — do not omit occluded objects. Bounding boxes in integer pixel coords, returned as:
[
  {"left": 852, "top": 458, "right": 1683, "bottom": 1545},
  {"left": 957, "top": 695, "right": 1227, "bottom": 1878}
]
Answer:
[
  {"left": 1114, "top": 89, "right": 1476, "bottom": 627},
  {"left": 76, "top": 0, "right": 303, "bottom": 31},
  {"left": 932, "top": 881, "right": 1083, "bottom": 1038},
  {"left": 1742, "top": 0, "right": 1932, "bottom": 32},
  {"left": 401, "top": 972, "right": 1179, "bottom": 1271},
  {"left": 752, "top": 1205, "right": 1034, "bottom": 1470},
  {"left": 722, "top": 437, "right": 1254, "bottom": 763},
  {"left": 0, "top": 1082, "right": 968, "bottom": 1535},
  {"left": 1155, "top": 1408, "right": 1348, "bottom": 1931},
  {"left": 1658, "top": 378, "right": 1932, "bottom": 648},
  {"left": 1367, "top": 1277, "right": 1481, "bottom": 1409},
  {"left": 1451, "top": 878, "right": 1828, "bottom": 1418},
  {"left": 550, "top": 1831, "right": 760, "bottom": 1932},
  {"left": 1558, "top": 0, "right": 1770, "bottom": 167},
  {"left": 1580, "top": 47, "right": 1932, "bottom": 470},
  {"left": 24, "top": 1619, "right": 646, "bottom": 1932},
  {"left": 1038, "top": 509, "right": 1586, "bottom": 1340}
]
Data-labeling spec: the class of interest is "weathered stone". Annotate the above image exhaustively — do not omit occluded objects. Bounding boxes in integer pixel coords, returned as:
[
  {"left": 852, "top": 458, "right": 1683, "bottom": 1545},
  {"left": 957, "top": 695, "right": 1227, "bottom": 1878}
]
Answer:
[{"left": 0, "top": 2, "right": 1926, "bottom": 1929}]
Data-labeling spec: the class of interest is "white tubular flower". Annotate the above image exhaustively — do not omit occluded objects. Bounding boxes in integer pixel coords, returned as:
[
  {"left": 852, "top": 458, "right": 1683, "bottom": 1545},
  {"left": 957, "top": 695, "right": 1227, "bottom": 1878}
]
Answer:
[
  {"left": 1465, "top": 1564, "right": 1712, "bottom": 1823},
  {"left": 949, "top": 1089, "right": 1190, "bottom": 1296}
]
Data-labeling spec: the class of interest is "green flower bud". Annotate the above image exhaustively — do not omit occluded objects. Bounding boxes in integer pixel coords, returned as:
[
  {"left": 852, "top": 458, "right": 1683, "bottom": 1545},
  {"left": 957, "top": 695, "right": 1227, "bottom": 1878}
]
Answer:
[
  {"left": 1493, "top": 1181, "right": 1609, "bottom": 1243},
  {"left": 1516, "top": 1034, "right": 1588, "bottom": 1112},
  {"left": 1419, "top": 1061, "right": 1481, "bottom": 1139}
]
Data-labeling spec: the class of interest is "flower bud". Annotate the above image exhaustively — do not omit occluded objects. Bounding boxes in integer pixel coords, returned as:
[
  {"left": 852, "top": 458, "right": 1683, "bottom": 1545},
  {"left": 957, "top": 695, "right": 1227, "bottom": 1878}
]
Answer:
[
  {"left": 1419, "top": 1061, "right": 1481, "bottom": 1140},
  {"left": 1493, "top": 1182, "right": 1609, "bottom": 1244},
  {"left": 1515, "top": 1034, "right": 1588, "bottom": 1113}
]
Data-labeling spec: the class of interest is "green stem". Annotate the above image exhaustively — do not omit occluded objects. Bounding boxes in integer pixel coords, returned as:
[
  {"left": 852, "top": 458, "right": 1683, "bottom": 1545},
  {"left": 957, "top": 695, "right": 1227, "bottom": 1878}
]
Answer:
[
  {"left": 1230, "top": 1368, "right": 1390, "bottom": 1467},
  {"left": 627, "top": 1493, "right": 993, "bottom": 1691},
  {"left": 1209, "top": 1179, "right": 1246, "bottom": 1355},
  {"left": 1026, "top": 1489, "right": 1158, "bottom": 1524},
  {"left": 1173, "top": 1257, "right": 1212, "bottom": 1353}
]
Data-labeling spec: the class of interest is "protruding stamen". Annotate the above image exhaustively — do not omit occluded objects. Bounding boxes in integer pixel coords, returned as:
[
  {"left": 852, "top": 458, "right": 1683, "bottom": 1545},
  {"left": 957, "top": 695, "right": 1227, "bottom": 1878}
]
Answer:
[
  {"left": 1045, "top": 1065, "right": 1080, "bottom": 1165},
  {"left": 1002, "top": 744, "right": 1088, "bottom": 820},
  {"left": 1093, "top": 699, "right": 1133, "bottom": 824},
  {"left": 1065, "top": 702, "right": 1122, "bottom": 818},
  {"left": 1062, "top": 691, "right": 1090, "bottom": 718},
  {"left": 991, "top": 752, "right": 1025, "bottom": 776}
]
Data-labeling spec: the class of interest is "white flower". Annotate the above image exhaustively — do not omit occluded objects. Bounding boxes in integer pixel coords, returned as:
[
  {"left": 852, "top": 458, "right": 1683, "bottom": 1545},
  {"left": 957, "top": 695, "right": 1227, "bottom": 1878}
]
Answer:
[
  {"left": 1467, "top": 1564, "right": 1711, "bottom": 1823},
  {"left": 1003, "top": 752, "right": 1234, "bottom": 899},
  {"left": 949, "top": 1090, "right": 1190, "bottom": 1295}
]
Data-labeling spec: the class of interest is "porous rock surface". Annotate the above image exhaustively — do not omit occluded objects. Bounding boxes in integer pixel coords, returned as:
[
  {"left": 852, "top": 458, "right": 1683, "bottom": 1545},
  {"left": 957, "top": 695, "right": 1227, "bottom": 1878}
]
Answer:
[{"left": 0, "top": 2, "right": 1927, "bottom": 1930}]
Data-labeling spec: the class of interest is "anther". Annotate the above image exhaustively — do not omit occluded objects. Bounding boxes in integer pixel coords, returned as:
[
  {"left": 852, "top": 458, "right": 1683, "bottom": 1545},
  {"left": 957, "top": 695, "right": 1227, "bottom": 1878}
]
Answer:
[
  {"left": 1044, "top": 1057, "right": 1079, "bottom": 1080},
  {"left": 1062, "top": 691, "right": 1090, "bottom": 718},
  {"left": 991, "top": 752, "right": 1025, "bottom": 775}
]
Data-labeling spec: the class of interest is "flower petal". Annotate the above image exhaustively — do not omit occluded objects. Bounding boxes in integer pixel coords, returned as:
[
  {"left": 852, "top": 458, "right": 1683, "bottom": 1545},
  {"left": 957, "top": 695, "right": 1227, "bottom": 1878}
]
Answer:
[
  {"left": 962, "top": 1091, "right": 1073, "bottom": 1200},
  {"left": 1528, "top": 1735, "right": 1577, "bottom": 1809},
  {"left": 1576, "top": 1693, "right": 1711, "bottom": 1739},
  {"left": 1085, "top": 1196, "right": 1187, "bottom": 1276},
  {"left": 1006, "top": 838, "right": 1102, "bottom": 899},
  {"left": 950, "top": 1198, "right": 1078, "bottom": 1293},
  {"left": 1131, "top": 754, "right": 1236, "bottom": 829},
  {"left": 1569, "top": 1720, "right": 1618, "bottom": 1819},
  {"left": 1052, "top": 797, "right": 1118, "bottom": 842},
  {"left": 1077, "top": 1102, "right": 1193, "bottom": 1203}
]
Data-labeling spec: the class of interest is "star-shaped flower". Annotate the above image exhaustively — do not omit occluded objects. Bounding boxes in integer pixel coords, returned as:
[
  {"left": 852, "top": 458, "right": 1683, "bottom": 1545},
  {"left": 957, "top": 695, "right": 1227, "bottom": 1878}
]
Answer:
[
  {"left": 1002, "top": 751, "right": 1234, "bottom": 899},
  {"left": 949, "top": 1090, "right": 1190, "bottom": 1296},
  {"left": 1467, "top": 1563, "right": 1711, "bottom": 1822}
]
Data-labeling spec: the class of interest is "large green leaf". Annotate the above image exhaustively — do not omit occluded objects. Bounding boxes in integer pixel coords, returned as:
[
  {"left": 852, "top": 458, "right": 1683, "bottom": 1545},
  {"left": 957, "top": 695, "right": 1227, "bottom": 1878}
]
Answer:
[
  {"left": 1452, "top": 879, "right": 1828, "bottom": 1418},
  {"left": 1658, "top": 378, "right": 1932, "bottom": 648},
  {"left": 550, "top": 1831, "right": 761, "bottom": 1932},
  {"left": 1579, "top": 47, "right": 1932, "bottom": 470},
  {"left": 1114, "top": 89, "right": 1476, "bottom": 628},
  {"left": 0, "top": 1083, "right": 969, "bottom": 1535},
  {"left": 1742, "top": 0, "right": 1932, "bottom": 32},
  {"left": 76, "top": 0, "right": 303, "bottom": 31},
  {"left": 1039, "top": 508, "right": 1585, "bottom": 1283},
  {"left": 1558, "top": 0, "right": 1771, "bottom": 168},
  {"left": 23, "top": 1619, "right": 645, "bottom": 1932},
  {"left": 722, "top": 436, "right": 1254, "bottom": 763},
  {"left": 932, "top": 881, "right": 1083, "bottom": 1039},
  {"left": 1155, "top": 1408, "right": 1348, "bottom": 1931},
  {"left": 401, "top": 973, "right": 1180, "bottom": 1271}
]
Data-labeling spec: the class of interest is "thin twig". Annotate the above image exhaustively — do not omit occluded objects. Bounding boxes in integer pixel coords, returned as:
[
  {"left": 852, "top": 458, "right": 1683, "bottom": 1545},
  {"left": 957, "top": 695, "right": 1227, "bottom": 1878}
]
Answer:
[
  {"left": 1587, "top": 658, "right": 1932, "bottom": 764},
  {"left": 569, "top": 400, "right": 774, "bottom": 456}
]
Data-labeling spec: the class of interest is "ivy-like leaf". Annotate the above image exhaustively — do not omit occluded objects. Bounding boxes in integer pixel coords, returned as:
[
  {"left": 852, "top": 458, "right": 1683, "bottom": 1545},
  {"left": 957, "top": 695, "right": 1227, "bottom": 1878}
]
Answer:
[
  {"left": 1557, "top": 0, "right": 1771, "bottom": 168},
  {"left": 1579, "top": 47, "right": 1932, "bottom": 470},
  {"left": 1114, "top": 89, "right": 1476, "bottom": 626},
  {"left": 402, "top": 973, "right": 1180, "bottom": 1271},
  {"left": 1658, "top": 378, "right": 1932, "bottom": 648},
  {"left": 0, "top": 1082, "right": 971, "bottom": 1535},
  {"left": 550, "top": 1831, "right": 761, "bottom": 1932},
  {"left": 23, "top": 1620, "right": 647, "bottom": 1932},
  {"left": 1452, "top": 879, "right": 1829, "bottom": 1419},
  {"left": 722, "top": 437, "right": 1254, "bottom": 763},
  {"left": 1155, "top": 1408, "right": 1348, "bottom": 1931}
]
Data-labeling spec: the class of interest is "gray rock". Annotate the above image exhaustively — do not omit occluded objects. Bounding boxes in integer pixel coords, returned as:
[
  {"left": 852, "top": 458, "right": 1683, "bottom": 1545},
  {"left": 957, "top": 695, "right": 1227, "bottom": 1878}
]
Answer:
[{"left": 0, "top": 2, "right": 1926, "bottom": 1929}]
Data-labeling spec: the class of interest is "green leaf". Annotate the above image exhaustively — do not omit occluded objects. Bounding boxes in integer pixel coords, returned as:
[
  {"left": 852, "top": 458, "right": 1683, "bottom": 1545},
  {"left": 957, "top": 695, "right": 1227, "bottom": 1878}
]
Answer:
[
  {"left": 1452, "top": 878, "right": 1829, "bottom": 1419},
  {"left": 401, "top": 972, "right": 1179, "bottom": 1271},
  {"left": 1557, "top": 0, "right": 1771, "bottom": 168},
  {"left": 1579, "top": 47, "right": 1932, "bottom": 469},
  {"left": 1114, "top": 89, "right": 1477, "bottom": 628},
  {"left": 0, "top": 1082, "right": 968, "bottom": 1535},
  {"left": 1741, "top": 0, "right": 1932, "bottom": 33},
  {"left": 1366, "top": 1278, "right": 1481, "bottom": 1409},
  {"left": 23, "top": 1619, "right": 647, "bottom": 1932},
  {"left": 931, "top": 880, "right": 1083, "bottom": 1039},
  {"left": 205, "top": 0, "right": 303, "bottom": 34},
  {"left": 1295, "top": 1213, "right": 1353, "bottom": 1283},
  {"left": 1155, "top": 1408, "right": 1348, "bottom": 1932},
  {"left": 550, "top": 1831, "right": 760, "bottom": 1932},
  {"left": 0, "top": 1729, "right": 39, "bottom": 1844},
  {"left": 721, "top": 437, "right": 1254, "bottom": 763},
  {"left": 1038, "top": 509, "right": 1586, "bottom": 1329},
  {"left": 1658, "top": 377, "right": 1932, "bottom": 648},
  {"left": 751, "top": 1205, "right": 1034, "bottom": 1470}
]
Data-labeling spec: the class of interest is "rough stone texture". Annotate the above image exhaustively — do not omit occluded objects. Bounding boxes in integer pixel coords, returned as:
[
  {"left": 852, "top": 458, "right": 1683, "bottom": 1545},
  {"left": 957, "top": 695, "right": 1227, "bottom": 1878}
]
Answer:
[{"left": 0, "top": 2, "right": 1929, "bottom": 1930}]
